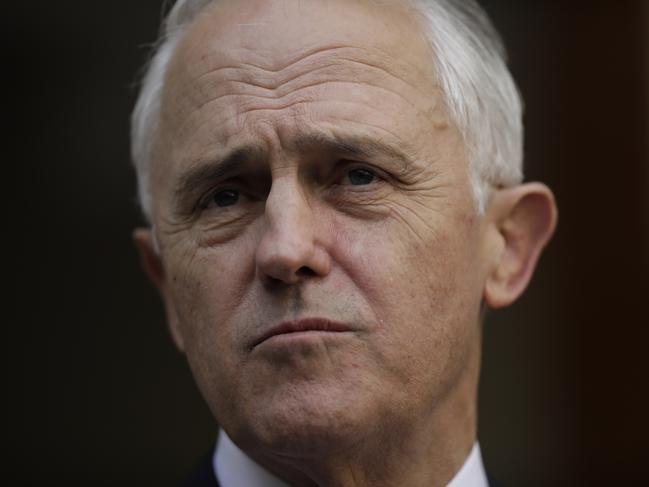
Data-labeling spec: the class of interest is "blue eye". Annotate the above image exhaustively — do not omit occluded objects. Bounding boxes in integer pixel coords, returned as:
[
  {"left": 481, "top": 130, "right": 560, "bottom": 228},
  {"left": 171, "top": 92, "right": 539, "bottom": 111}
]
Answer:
[
  {"left": 211, "top": 189, "right": 240, "bottom": 207},
  {"left": 348, "top": 168, "right": 377, "bottom": 185}
]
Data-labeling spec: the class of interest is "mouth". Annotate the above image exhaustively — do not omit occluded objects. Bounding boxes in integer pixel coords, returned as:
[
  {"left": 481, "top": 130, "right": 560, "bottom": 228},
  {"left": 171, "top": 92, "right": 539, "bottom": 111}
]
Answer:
[{"left": 251, "top": 318, "right": 354, "bottom": 349}]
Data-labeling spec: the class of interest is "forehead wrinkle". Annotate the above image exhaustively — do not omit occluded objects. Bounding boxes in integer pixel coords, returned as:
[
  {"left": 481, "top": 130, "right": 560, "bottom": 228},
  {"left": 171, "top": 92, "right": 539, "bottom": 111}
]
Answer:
[
  {"left": 180, "top": 98, "right": 416, "bottom": 150},
  {"left": 173, "top": 0, "right": 437, "bottom": 99},
  {"left": 190, "top": 43, "right": 434, "bottom": 90},
  {"left": 185, "top": 45, "right": 437, "bottom": 104},
  {"left": 164, "top": 51, "right": 444, "bottom": 148},
  {"left": 190, "top": 80, "right": 437, "bottom": 130},
  {"left": 194, "top": 44, "right": 353, "bottom": 79},
  {"left": 160, "top": 0, "right": 446, "bottom": 141}
]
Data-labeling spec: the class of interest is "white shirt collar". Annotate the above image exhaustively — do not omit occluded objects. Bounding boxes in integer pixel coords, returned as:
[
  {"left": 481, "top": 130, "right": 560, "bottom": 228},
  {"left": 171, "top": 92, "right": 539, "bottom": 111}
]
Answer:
[
  {"left": 214, "top": 429, "right": 290, "bottom": 487},
  {"left": 214, "top": 429, "right": 489, "bottom": 487},
  {"left": 447, "top": 443, "right": 489, "bottom": 487}
]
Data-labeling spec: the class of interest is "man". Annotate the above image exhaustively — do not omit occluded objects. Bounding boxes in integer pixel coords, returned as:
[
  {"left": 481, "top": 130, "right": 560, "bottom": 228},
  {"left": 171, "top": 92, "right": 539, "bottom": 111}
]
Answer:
[{"left": 131, "top": 0, "right": 557, "bottom": 485}]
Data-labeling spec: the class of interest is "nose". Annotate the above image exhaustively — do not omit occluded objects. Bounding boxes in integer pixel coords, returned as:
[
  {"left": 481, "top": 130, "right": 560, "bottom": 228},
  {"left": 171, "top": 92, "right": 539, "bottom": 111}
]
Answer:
[{"left": 255, "top": 178, "right": 331, "bottom": 285}]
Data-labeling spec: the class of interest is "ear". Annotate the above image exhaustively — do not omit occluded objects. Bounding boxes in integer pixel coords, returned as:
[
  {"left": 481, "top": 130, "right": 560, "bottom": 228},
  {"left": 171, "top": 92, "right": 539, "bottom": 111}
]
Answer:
[
  {"left": 483, "top": 183, "right": 558, "bottom": 309},
  {"left": 133, "top": 228, "right": 185, "bottom": 352}
]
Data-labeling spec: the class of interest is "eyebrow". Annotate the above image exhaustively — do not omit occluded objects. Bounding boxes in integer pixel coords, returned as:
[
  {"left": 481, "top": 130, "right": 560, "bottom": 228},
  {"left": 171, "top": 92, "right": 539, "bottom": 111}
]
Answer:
[
  {"left": 292, "top": 132, "right": 412, "bottom": 170},
  {"left": 174, "top": 144, "right": 263, "bottom": 208},
  {"left": 172, "top": 132, "right": 413, "bottom": 211}
]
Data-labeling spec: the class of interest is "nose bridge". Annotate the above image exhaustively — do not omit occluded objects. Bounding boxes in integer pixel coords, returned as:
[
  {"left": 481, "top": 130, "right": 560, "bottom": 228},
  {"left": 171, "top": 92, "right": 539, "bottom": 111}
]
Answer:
[
  {"left": 255, "top": 174, "right": 328, "bottom": 284},
  {"left": 265, "top": 175, "right": 312, "bottom": 238}
]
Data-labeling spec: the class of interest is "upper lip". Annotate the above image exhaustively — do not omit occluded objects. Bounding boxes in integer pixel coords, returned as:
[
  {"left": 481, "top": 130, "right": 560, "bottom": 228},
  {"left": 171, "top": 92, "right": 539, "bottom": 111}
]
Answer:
[{"left": 251, "top": 317, "right": 354, "bottom": 349}]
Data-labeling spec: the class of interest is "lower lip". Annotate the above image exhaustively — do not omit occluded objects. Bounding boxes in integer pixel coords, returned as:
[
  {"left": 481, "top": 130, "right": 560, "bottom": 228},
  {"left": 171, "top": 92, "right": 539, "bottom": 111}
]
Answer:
[{"left": 257, "top": 330, "right": 353, "bottom": 347}]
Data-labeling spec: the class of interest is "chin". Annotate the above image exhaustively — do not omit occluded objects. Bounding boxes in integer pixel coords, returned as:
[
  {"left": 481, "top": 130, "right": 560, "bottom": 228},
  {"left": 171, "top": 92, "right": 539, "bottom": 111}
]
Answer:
[{"left": 231, "top": 381, "right": 379, "bottom": 458}]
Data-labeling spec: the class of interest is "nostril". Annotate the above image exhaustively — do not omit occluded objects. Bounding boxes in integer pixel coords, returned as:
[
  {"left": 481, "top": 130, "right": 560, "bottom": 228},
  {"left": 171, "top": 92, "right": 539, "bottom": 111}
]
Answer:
[
  {"left": 296, "top": 266, "right": 317, "bottom": 277},
  {"left": 260, "top": 265, "right": 318, "bottom": 288}
]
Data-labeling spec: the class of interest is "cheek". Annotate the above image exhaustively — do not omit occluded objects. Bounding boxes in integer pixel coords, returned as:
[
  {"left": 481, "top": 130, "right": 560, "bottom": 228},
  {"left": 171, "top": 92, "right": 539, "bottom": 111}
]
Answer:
[
  {"left": 333, "top": 213, "right": 482, "bottom": 383},
  {"left": 337, "top": 213, "right": 478, "bottom": 313},
  {"left": 163, "top": 235, "right": 262, "bottom": 419},
  {"left": 165, "top": 233, "right": 258, "bottom": 353}
]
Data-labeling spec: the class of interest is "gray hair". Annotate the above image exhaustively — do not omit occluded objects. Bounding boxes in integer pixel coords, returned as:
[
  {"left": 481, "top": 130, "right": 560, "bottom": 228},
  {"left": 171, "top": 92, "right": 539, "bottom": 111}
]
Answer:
[{"left": 131, "top": 0, "right": 523, "bottom": 220}]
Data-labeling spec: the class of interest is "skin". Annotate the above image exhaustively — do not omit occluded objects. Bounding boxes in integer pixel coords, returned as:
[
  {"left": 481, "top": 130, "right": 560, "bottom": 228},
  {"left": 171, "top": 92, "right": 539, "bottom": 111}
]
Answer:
[{"left": 134, "top": 1, "right": 557, "bottom": 486}]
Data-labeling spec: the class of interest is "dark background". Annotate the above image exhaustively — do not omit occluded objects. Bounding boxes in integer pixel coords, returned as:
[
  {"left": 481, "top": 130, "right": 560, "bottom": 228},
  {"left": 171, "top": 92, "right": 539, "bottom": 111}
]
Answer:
[{"left": 7, "top": 1, "right": 648, "bottom": 485}]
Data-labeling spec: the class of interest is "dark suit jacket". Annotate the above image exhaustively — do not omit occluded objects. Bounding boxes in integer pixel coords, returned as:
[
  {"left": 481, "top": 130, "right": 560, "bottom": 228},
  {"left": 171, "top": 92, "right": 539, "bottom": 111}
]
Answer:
[
  {"left": 182, "top": 449, "right": 220, "bottom": 487},
  {"left": 181, "top": 448, "right": 502, "bottom": 487}
]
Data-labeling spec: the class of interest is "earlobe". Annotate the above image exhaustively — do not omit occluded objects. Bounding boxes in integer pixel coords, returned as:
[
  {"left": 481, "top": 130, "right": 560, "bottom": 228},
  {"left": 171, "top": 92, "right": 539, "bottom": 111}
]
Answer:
[
  {"left": 483, "top": 183, "right": 558, "bottom": 309},
  {"left": 133, "top": 228, "right": 185, "bottom": 352}
]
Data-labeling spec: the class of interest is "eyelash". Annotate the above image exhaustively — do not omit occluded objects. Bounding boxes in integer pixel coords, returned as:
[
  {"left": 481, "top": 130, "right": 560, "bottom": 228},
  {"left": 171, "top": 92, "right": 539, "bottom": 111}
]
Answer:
[
  {"left": 337, "top": 161, "right": 392, "bottom": 189},
  {"left": 199, "top": 187, "right": 244, "bottom": 210},
  {"left": 341, "top": 166, "right": 378, "bottom": 184}
]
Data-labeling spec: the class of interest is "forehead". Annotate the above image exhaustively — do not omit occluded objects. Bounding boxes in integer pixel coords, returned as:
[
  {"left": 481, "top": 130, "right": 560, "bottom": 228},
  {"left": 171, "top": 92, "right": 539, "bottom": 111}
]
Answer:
[
  {"left": 151, "top": 0, "right": 457, "bottom": 201},
  {"left": 161, "top": 0, "right": 439, "bottom": 135},
  {"left": 174, "top": 0, "right": 432, "bottom": 73}
]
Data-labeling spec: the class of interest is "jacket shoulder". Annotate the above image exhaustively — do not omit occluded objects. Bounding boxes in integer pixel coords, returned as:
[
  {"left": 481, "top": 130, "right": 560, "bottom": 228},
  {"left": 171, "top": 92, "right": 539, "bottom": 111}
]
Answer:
[{"left": 181, "top": 448, "right": 219, "bottom": 487}]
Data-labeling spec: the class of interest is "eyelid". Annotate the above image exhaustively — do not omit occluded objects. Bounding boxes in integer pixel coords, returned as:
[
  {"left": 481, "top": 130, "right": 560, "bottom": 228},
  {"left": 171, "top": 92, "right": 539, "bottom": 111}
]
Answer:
[
  {"left": 337, "top": 160, "right": 387, "bottom": 184},
  {"left": 198, "top": 185, "right": 241, "bottom": 211}
]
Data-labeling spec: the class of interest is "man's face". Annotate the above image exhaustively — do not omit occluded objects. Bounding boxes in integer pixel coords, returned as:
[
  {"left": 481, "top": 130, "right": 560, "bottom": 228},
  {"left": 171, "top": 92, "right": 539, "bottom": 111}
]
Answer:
[{"left": 148, "top": 0, "right": 491, "bottom": 457}]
